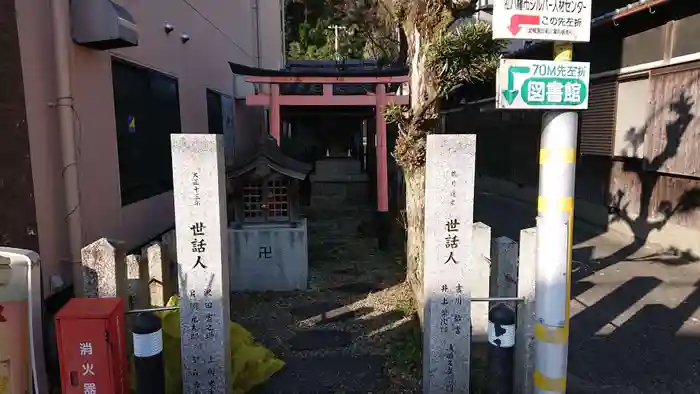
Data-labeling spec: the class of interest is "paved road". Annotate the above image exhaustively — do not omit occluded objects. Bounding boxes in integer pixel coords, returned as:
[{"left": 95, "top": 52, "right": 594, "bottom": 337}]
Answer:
[{"left": 475, "top": 190, "right": 700, "bottom": 393}]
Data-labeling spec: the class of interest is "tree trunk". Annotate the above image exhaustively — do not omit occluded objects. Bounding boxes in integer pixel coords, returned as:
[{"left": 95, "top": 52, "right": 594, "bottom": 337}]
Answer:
[
  {"left": 400, "top": 24, "right": 434, "bottom": 310},
  {"left": 405, "top": 165, "right": 426, "bottom": 303},
  {"left": 407, "top": 25, "right": 432, "bottom": 120},
  {"left": 395, "top": 26, "right": 408, "bottom": 66}
]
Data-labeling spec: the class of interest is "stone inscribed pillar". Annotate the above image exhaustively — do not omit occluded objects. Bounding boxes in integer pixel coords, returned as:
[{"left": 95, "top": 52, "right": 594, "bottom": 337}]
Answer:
[
  {"left": 171, "top": 134, "right": 231, "bottom": 394},
  {"left": 81, "top": 238, "right": 127, "bottom": 299},
  {"left": 423, "top": 134, "right": 476, "bottom": 393}
]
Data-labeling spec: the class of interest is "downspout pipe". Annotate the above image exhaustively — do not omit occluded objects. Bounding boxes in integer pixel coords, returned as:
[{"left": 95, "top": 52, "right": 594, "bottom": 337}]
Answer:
[
  {"left": 280, "top": 0, "right": 287, "bottom": 68},
  {"left": 252, "top": 0, "right": 267, "bottom": 139},
  {"left": 50, "top": 0, "right": 83, "bottom": 280},
  {"left": 252, "top": 0, "right": 262, "bottom": 67}
]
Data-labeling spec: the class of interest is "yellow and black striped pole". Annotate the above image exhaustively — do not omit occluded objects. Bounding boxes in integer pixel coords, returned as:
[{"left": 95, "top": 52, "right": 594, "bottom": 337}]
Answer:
[{"left": 533, "top": 41, "right": 577, "bottom": 394}]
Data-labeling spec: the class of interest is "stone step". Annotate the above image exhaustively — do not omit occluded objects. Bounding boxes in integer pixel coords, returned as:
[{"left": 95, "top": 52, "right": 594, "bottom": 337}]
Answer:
[{"left": 257, "top": 354, "right": 388, "bottom": 394}]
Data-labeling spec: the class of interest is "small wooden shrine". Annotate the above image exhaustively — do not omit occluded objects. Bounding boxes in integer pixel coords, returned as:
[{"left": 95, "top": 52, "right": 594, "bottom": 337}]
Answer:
[
  {"left": 227, "top": 136, "right": 312, "bottom": 227},
  {"left": 225, "top": 136, "right": 312, "bottom": 292}
]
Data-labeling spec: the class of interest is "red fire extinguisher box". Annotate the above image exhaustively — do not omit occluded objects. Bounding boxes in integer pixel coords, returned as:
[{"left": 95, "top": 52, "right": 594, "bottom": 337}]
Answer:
[{"left": 55, "top": 297, "right": 128, "bottom": 394}]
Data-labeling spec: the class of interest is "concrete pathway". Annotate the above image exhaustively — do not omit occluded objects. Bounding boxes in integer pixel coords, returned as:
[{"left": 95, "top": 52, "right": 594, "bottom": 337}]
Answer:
[{"left": 475, "top": 190, "right": 700, "bottom": 393}]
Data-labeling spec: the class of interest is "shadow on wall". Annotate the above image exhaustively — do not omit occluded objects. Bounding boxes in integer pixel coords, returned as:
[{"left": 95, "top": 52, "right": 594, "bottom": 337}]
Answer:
[{"left": 603, "top": 77, "right": 700, "bottom": 269}]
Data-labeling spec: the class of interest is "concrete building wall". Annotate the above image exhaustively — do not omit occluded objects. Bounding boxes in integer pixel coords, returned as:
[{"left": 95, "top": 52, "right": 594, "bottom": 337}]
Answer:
[
  {"left": 258, "top": 0, "right": 286, "bottom": 70},
  {"left": 13, "top": 0, "right": 285, "bottom": 294}
]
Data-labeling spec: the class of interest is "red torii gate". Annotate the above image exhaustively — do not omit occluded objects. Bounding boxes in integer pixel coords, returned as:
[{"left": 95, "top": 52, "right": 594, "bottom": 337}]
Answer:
[{"left": 230, "top": 62, "right": 409, "bottom": 228}]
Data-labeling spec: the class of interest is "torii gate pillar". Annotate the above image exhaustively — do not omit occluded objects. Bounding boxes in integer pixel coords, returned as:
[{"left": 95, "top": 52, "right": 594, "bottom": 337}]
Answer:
[
  {"left": 269, "top": 84, "right": 281, "bottom": 142},
  {"left": 375, "top": 83, "right": 390, "bottom": 249}
]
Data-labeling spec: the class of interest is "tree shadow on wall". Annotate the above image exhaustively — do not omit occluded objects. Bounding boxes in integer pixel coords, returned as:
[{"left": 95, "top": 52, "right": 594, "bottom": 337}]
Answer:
[{"left": 601, "top": 85, "right": 700, "bottom": 268}]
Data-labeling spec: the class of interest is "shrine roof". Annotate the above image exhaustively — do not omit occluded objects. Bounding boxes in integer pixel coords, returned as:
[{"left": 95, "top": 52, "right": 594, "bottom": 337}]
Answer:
[
  {"left": 229, "top": 61, "right": 408, "bottom": 78},
  {"left": 227, "top": 136, "right": 312, "bottom": 181},
  {"left": 230, "top": 60, "right": 408, "bottom": 96}
]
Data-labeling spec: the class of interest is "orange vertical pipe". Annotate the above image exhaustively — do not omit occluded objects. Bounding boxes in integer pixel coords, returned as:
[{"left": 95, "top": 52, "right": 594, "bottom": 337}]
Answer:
[
  {"left": 375, "top": 84, "right": 389, "bottom": 212},
  {"left": 51, "top": 0, "right": 83, "bottom": 267},
  {"left": 269, "top": 83, "right": 281, "bottom": 143}
]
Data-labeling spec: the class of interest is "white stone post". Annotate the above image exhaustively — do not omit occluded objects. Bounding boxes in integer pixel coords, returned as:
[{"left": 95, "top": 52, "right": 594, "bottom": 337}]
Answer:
[
  {"left": 422, "top": 134, "right": 476, "bottom": 393},
  {"left": 126, "top": 253, "right": 149, "bottom": 309},
  {"left": 81, "top": 238, "right": 127, "bottom": 299},
  {"left": 471, "top": 222, "right": 491, "bottom": 343},
  {"left": 171, "top": 134, "right": 231, "bottom": 393},
  {"left": 491, "top": 236, "right": 519, "bottom": 310},
  {"left": 515, "top": 227, "right": 537, "bottom": 394},
  {"left": 143, "top": 241, "right": 166, "bottom": 307}
]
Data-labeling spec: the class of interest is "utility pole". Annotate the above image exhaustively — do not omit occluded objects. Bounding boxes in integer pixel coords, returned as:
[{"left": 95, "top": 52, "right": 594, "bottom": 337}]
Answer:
[
  {"left": 327, "top": 24, "right": 346, "bottom": 61},
  {"left": 492, "top": 1, "right": 592, "bottom": 392},
  {"left": 532, "top": 40, "right": 578, "bottom": 394}
]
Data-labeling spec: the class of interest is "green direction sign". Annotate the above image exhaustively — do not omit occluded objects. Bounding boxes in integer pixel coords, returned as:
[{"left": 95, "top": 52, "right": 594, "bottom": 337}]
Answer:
[
  {"left": 498, "top": 59, "right": 591, "bottom": 110},
  {"left": 521, "top": 77, "right": 588, "bottom": 106},
  {"left": 502, "top": 66, "right": 530, "bottom": 105}
]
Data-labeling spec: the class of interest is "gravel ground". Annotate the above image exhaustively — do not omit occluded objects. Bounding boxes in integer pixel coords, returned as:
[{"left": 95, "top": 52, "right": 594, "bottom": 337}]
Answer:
[{"left": 230, "top": 207, "right": 421, "bottom": 393}]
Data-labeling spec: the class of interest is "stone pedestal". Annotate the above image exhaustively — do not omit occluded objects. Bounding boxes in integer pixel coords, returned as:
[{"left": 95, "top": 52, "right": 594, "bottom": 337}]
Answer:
[{"left": 229, "top": 219, "right": 308, "bottom": 291}]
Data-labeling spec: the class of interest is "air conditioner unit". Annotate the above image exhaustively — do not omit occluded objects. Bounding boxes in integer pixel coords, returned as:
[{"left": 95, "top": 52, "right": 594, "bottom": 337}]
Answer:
[{"left": 71, "top": 0, "right": 138, "bottom": 50}]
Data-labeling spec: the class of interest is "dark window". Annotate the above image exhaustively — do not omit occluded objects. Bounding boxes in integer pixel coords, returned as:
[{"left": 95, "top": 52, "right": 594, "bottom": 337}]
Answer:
[
  {"left": 621, "top": 24, "right": 665, "bottom": 68},
  {"left": 206, "top": 89, "right": 224, "bottom": 134},
  {"left": 672, "top": 12, "right": 700, "bottom": 58},
  {"left": 112, "top": 59, "right": 181, "bottom": 206},
  {"left": 583, "top": 4, "right": 670, "bottom": 73}
]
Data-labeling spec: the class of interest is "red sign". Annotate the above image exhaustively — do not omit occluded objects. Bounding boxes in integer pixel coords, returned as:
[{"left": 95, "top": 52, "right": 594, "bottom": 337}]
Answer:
[{"left": 508, "top": 14, "right": 541, "bottom": 35}]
